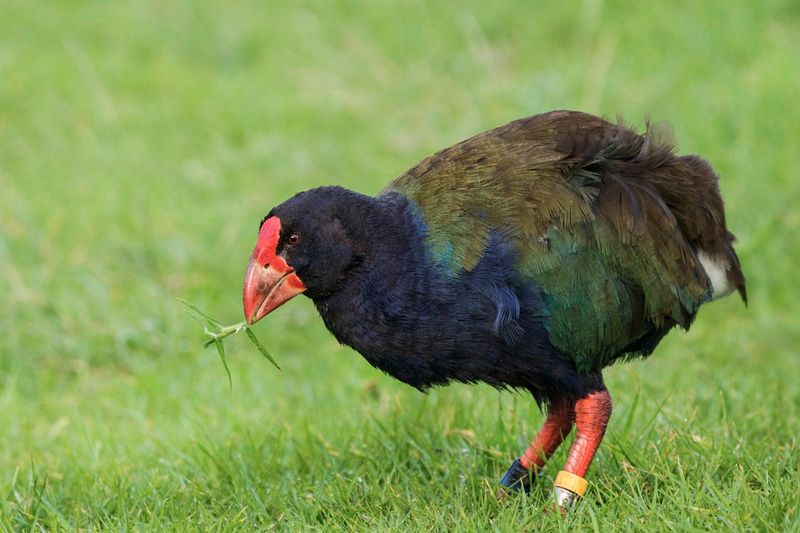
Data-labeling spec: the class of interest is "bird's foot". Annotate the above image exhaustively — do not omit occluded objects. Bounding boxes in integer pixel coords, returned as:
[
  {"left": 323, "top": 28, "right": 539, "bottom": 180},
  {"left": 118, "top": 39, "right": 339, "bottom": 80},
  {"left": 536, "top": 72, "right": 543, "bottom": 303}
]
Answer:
[{"left": 498, "top": 458, "right": 537, "bottom": 495}]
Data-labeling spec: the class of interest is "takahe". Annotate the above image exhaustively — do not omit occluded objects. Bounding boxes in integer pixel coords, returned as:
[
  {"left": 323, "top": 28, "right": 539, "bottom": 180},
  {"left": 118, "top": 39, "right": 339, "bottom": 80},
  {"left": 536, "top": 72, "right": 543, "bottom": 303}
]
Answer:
[{"left": 242, "top": 111, "right": 746, "bottom": 507}]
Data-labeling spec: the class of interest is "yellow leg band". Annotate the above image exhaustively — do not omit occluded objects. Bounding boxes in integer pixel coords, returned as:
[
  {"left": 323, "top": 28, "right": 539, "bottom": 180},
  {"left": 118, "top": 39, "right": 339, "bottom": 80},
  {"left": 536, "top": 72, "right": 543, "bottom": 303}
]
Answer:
[{"left": 555, "top": 470, "right": 589, "bottom": 497}]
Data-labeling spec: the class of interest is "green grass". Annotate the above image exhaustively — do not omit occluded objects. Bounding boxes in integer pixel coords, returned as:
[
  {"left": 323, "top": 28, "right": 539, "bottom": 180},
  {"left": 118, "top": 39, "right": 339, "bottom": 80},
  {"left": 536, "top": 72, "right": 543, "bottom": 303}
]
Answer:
[{"left": 1, "top": 0, "right": 799, "bottom": 530}]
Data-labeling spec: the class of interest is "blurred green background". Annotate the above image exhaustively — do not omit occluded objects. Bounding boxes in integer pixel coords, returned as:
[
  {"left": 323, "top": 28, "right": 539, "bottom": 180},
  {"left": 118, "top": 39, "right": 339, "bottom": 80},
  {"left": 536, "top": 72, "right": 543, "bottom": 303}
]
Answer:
[{"left": 1, "top": 0, "right": 798, "bottom": 530}]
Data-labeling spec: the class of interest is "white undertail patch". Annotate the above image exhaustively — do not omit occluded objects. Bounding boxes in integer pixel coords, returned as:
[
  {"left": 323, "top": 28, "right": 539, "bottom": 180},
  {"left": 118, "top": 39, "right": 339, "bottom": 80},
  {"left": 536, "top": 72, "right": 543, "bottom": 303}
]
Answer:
[{"left": 697, "top": 250, "right": 733, "bottom": 300}]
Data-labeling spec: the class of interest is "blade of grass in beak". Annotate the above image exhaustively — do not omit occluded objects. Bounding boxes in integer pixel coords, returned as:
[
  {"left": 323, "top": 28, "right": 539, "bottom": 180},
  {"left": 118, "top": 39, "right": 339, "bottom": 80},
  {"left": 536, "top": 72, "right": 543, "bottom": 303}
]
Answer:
[
  {"left": 177, "top": 298, "right": 223, "bottom": 328},
  {"left": 214, "top": 338, "right": 233, "bottom": 391},
  {"left": 245, "top": 327, "right": 281, "bottom": 370}
]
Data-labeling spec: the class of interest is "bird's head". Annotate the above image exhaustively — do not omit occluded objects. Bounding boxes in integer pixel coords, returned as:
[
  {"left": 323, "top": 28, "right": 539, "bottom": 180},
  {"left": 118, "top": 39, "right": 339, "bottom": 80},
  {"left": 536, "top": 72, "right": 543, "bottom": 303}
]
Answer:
[{"left": 242, "top": 187, "right": 362, "bottom": 325}]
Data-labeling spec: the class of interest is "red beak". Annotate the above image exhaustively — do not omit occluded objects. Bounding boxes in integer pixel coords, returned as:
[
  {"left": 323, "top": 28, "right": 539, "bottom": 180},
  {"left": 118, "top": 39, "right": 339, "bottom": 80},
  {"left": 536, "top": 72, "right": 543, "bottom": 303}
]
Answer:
[{"left": 243, "top": 216, "right": 306, "bottom": 325}]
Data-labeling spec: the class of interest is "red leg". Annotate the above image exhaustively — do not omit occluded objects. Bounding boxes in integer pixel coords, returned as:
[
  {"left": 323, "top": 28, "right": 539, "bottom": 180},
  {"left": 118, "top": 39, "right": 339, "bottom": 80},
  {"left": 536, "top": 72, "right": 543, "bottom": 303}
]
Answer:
[
  {"left": 519, "top": 397, "right": 575, "bottom": 470},
  {"left": 499, "top": 397, "right": 574, "bottom": 492},
  {"left": 554, "top": 389, "right": 612, "bottom": 507}
]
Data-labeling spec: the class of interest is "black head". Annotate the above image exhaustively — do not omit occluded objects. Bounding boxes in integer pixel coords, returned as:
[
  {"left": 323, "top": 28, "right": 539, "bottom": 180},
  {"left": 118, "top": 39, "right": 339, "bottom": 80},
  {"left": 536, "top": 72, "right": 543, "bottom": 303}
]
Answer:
[
  {"left": 269, "top": 186, "right": 369, "bottom": 297},
  {"left": 242, "top": 186, "right": 371, "bottom": 323}
]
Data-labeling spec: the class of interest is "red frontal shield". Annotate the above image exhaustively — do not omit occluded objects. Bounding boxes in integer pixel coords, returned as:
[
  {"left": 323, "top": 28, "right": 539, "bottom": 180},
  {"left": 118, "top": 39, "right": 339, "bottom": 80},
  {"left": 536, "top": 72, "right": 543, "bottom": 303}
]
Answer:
[{"left": 243, "top": 216, "right": 306, "bottom": 324}]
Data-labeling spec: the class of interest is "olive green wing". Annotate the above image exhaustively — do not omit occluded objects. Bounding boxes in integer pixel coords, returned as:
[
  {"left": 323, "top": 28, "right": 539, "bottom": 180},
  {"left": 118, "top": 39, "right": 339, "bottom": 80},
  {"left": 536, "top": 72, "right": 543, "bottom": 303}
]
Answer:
[{"left": 385, "top": 111, "right": 716, "bottom": 371}]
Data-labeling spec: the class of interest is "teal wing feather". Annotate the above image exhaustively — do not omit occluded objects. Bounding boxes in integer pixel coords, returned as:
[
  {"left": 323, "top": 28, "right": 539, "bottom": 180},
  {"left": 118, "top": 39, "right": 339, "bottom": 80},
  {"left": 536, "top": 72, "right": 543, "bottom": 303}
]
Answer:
[{"left": 385, "top": 111, "right": 743, "bottom": 371}]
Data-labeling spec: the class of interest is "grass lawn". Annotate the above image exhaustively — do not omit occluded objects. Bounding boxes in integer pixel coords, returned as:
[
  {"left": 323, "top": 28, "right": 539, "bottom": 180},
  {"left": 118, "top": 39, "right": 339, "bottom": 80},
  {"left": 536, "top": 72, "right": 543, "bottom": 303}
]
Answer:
[{"left": 1, "top": 0, "right": 799, "bottom": 530}]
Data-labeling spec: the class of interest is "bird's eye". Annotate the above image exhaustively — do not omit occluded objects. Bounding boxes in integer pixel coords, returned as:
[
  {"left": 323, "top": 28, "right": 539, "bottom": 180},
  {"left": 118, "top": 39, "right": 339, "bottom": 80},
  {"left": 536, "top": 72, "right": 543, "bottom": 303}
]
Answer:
[{"left": 287, "top": 234, "right": 301, "bottom": 246}]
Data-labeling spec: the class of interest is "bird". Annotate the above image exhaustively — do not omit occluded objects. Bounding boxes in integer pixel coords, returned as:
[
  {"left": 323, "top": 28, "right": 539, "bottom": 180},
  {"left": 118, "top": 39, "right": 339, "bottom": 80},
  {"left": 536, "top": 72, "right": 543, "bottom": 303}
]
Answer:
[{"left": 242, "top": 110, "right": 746, "bottom": 508}]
